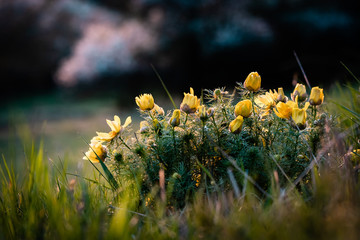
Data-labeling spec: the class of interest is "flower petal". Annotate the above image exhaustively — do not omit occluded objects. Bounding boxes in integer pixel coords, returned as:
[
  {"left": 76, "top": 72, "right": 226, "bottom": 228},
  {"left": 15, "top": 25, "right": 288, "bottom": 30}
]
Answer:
[
  {"left": 106, "top": 119, "right": 116, "bottom": 132},
  {"left": 114, "top": 115, "right": 121, "bottom": 125},
  {"left": 123, "top": 116, "right": 132, "bottom": 128}
]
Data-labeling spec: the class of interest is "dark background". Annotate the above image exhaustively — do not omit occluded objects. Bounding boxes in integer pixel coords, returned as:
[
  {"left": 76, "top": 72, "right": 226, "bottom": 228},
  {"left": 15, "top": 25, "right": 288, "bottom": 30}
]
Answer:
[{"left": 1, "top": 0, "right": 359, "bottom": 104}]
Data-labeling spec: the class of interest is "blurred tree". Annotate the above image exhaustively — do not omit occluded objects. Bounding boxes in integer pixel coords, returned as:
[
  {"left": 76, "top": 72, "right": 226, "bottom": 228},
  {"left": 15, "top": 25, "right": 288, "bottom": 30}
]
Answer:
[{"left": 0, "top": 0, "right": 359, "bottom": 102}]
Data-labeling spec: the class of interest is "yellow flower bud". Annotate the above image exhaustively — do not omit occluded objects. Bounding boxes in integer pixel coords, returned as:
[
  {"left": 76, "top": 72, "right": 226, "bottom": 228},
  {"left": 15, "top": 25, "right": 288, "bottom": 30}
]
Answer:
[
  {"left": 153, "top": 119, "right": 161, "bottom": 134},
  {"left": 277, "top": 87, "right": 287, "bottom": 102},
  {"left": 198, "top": 105, "right": 208, "bottom": 121},
  {"left": 291, "top": 83, "right": 307, "bottom": 102},
  {"left": 207, "top": 108, "right": 215, "bottom": 118},
  {"left": 234, "top": 99, "right": 252, "bottom": 118},
  {"left": 309, "top": 86, "right": 324, "bottom": 106},
  {"left": 135, "top": 93, "right": 155, "bottom": 110},
  {"left": 244, "top": 72, "right": 261, "bottom": 92},
  {"left": 151, "top": 103, "right": 165, "bottom": 115},
  {"left": 229, "top": 115, "right": 244, "bottom": 134},
  {"left": 213, "top": 88, "right": 222, "bottom": 99},
  {"left": 169, "top": 109, "right": 181, "bottom": 127},
  {"left": 274, "top": 102, "right": 292, "bottom": 119},
  {"left": 83, "top": 142, "right": 107, "bottom": 163},
  {"left": 180, "top": 87, "right": 200, "bottom": 114},
  {"left": 297, "top": 154, "right": 305, "bottom": 159},
  {"left": 139, "top": 120, "right": 150, "bottom": 133},
  {"left": 213, "top": 88, "right": 229, "bottom": 100},
  {"left": 172, "top": 172, "right": 181, "bottom": 179}
]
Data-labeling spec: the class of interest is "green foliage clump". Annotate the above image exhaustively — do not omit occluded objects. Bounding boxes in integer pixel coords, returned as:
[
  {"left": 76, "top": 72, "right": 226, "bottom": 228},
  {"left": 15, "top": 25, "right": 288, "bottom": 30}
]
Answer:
[{"left": 83, "top": 74, "right": 334, "bottom": 208}]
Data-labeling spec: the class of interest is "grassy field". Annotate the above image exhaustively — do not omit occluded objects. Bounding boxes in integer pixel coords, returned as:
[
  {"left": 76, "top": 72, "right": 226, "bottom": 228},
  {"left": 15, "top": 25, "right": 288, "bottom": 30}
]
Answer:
[
  {"left": 0, "top": 91, "right": 139, "bottom": 170},
  {"left": 0, "top": 77, "right": 359, "bottom": 239}
]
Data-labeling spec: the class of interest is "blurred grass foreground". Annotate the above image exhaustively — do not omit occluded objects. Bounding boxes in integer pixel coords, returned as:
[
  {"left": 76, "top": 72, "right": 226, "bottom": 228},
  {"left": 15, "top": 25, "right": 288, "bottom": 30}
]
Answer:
[{"left": 1, "top": 71, "right": 360, "bottom": 239}]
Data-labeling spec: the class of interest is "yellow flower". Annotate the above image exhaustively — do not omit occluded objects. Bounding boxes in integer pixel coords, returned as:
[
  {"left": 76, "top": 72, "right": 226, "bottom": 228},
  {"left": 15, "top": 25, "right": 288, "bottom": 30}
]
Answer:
[
  {"left": 268, "top": 89, "right": 280, "bottom": 101},
  {"left": 309, "top": 87, "right": 324, "bottom": 105},
  {"left": 135, "top": 94, "right": 155, "bottom": 110},
  {"left": 255, "top": 91, "right": 276, "bottom": 117},
  {"left": 274, "top": 102, "right": 293, "bottom": 119},
  {"left": 292, "top": 102, "right": 310, "bottom": 129},
  {"left": 83, "top": 142, "right": 107, "bottom": 163},
  {"left": 274, "top": 97, "right": 298, "bottom": 120},
  {"left": 90, "top": 136, "right": 102, "bottom": 144},
  {"left": 198, "top": 105, "right": 208, "bottom": 121},
  {"left": 139, "top": 120, "right": 150, "bottom": 133},
  {"left": 180, "top": 87, "right": 200, "bottom": 114},
  {"left": 169, "top": 109, "right": 181, "bottom": 127},
  {"left": 291, "top": 83, "right": 307, "bottom": 102},
  {"left": 151, "top": 103, "right": 165, "bottom": 115},
  {"left": 277, "top": 87, "right": 287, "bottom": 102},
  {"left": 244, "top": 72, "right": 261, "bottom": 92},
  {"left": 234, "top": 99, "right": 252, "bottom": 118},
  {"left": 286, "top": 98, "right": 298, "bottom": 110},
  {"left": 95, "top": 115, "right": 132, "bottom": 141},
  {"left": 229, "top": 115, "right": 244, "bottom": 134}
]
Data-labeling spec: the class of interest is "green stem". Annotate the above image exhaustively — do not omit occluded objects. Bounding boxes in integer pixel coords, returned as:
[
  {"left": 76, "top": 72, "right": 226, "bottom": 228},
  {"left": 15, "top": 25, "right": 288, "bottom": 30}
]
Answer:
[
  {"left": 202, "top": 121, "right": 205, "bottom": 142},
  {"left": 201, "top": 120, "right": 206, "bottom": 165},
  {"left": 171, "top": 127, "right": 177, "bottom": 155},
  {"left": 236, "top": 135, "right": 245, "bottom": 171},
  {"left": 211, "top": 116, "right": 221, "bottom": 146},
  {"left": 119, "top": 136, "right": 132, "bottom": 151},
  {"left": 270, "top": 118, "right": 281, "bottom": 148},
  {"left": 184, "top": 113, "right": 188, "bottom": 126},
  {"left": 294, "top": 132, "right": 299, "bottom": 157},
  {"left": 222, "top": 108, "right": 229, "bottom": 121},
  {"left": 148, "top": 110, "right": 155, "bottom": 121},
  {"left": 250, "top": 92, "right": 258, "bottom": 136}
]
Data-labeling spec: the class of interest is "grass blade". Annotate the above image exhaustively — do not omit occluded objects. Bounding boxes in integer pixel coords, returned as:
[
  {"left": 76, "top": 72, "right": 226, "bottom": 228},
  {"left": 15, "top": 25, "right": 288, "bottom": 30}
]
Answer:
[
  {"left": 98, "top": 157, "right": 119, "bottom": 190},
  {"left": 340, "top": 61, "right": 360, "bottom": 83},
  {"left": 151, "top": 64, "right": 177, "bottom": 109},
  {"left": 227, "top": 168, "right": 240, "bottom": 199},
  {"left": 66, "top": 173, "right": 112, "bottom": 189},
  {"left": 330, "top": 100, "right": 360, "bottom": 121},
  {"left": 195, "top": 159, "right": 219, "bottom": 191},
  {"left": 294, "top": 51, "right": 312, "bottom": 89},
  {"left": 82, "top": 136, "right": 119, "bottom": 190}
]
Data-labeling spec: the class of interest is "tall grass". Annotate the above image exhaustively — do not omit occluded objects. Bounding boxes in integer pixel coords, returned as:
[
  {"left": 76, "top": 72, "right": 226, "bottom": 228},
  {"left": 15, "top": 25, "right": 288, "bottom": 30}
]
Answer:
[{"left": 1, "top": 137, "right": 359, "bottom": 239}]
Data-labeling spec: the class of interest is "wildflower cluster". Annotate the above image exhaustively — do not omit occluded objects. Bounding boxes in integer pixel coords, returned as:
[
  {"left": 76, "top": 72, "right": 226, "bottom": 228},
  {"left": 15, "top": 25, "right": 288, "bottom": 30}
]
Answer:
[{"left": 84, "top": 72, "right": 328, "bottom": 207}]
